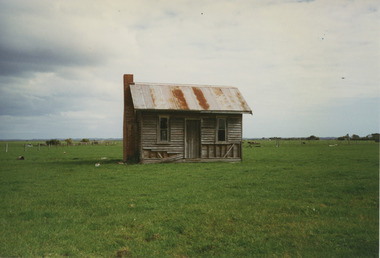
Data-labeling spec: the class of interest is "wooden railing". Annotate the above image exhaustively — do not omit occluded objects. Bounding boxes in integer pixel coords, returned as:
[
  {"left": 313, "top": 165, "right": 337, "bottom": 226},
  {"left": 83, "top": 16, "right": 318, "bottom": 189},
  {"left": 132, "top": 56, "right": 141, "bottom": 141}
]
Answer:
[{"left": 201, "top": 143, "right": 241, "bottom": 159}]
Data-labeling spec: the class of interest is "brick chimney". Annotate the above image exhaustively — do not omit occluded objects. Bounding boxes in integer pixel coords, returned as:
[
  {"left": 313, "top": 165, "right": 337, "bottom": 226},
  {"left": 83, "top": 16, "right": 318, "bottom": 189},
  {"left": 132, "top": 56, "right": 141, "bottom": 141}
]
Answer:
[{"left": 123, "top": 74, "right": 137, "bottom": 162}]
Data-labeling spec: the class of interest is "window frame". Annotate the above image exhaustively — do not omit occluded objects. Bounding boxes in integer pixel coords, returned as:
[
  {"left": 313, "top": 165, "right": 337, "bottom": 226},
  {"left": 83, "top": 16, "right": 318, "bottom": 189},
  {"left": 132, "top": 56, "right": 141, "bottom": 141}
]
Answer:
[
  {"left": 157, "top": 115, "right": 170, "bottom": 143},
  {"left": 216, "top": 117, "right": 227, "bottom": 143}
]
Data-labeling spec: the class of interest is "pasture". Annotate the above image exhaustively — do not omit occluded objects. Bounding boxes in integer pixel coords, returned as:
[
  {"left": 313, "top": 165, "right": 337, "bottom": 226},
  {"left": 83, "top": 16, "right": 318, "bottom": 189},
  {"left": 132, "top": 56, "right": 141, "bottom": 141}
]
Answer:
[{"left": 0, "top": 140, "right": 378, "bottom": 256}]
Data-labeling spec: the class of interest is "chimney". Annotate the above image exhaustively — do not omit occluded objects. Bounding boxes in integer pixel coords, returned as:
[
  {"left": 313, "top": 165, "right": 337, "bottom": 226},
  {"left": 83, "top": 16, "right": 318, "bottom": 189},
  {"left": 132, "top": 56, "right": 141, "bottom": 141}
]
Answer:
[{"left": 123, "top": 74, "right": 135, "bottom": 162}]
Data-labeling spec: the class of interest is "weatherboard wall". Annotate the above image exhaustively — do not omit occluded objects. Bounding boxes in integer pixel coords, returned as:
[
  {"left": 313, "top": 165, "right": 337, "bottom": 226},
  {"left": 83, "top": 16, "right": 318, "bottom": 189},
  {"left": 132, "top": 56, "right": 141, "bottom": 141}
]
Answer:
[{"left": 137, "top": 112, "right": 243, "bottom": 163}]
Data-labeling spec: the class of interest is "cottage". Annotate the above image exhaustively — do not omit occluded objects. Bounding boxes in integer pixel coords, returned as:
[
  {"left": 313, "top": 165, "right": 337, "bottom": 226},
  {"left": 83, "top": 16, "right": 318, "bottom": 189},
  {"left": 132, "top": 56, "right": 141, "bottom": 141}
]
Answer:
[{"left": 123, "top": 74, "right": 252, "bottom": 163}]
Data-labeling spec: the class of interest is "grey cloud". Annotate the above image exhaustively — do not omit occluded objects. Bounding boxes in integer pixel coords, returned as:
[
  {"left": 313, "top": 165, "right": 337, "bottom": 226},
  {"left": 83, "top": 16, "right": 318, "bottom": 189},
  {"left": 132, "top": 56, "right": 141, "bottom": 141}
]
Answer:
[
  {"left": 0, "top": 1, "right": 107, "bottom": 78},
  {"left": 0, "top": 90, "right": 83, "bottom": 117},
  {"left": 0, "top": 42, "right": 104, "bottom": 77},
  {"left": 0, "top": 76, "right": 91, "bottom": 117}
]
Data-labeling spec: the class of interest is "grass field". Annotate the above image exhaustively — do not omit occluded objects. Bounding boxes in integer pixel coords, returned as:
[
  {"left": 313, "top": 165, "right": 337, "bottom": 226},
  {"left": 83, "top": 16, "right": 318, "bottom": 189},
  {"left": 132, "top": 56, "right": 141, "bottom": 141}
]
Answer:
[{"left": 0, "top": 140, "right": 378, "bottom": 257}]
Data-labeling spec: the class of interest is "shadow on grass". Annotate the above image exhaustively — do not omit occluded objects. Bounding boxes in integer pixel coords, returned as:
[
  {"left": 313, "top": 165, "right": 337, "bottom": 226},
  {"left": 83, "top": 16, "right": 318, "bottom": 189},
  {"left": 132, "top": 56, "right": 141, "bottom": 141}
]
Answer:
[
  {"left": 71, "top": 158, "right": 124, "bottom": 166},
  {"left": 34, "top": 158, "right": 126, "bottom": 167}
]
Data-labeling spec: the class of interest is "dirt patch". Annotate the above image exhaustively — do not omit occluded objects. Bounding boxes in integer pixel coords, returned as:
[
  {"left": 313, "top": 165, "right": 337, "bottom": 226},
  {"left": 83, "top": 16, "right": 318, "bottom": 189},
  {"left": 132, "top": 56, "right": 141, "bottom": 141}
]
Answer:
[{"left": 115, "top": 248, "right": 131, "bottom": 257}]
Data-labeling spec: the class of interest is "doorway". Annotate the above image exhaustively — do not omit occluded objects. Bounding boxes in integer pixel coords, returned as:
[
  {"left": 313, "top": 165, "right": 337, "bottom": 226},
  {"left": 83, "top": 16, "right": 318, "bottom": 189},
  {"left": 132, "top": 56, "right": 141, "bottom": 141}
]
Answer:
[{"left": 185, "top": 120, "right": 201, "bottom": 159}]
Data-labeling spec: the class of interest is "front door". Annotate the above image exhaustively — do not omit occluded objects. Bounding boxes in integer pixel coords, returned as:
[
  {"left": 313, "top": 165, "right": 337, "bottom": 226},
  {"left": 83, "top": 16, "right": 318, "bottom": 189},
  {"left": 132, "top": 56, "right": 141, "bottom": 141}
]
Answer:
[{"left": 185, "top": 120, "right": 201, "bottom": 159}]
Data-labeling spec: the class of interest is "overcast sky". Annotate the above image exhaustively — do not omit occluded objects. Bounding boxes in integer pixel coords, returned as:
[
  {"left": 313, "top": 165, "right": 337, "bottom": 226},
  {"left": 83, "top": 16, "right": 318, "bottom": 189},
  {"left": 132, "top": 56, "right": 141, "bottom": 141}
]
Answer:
[{"left": 0, "top": 0, "right": 378, "bottom": 139}]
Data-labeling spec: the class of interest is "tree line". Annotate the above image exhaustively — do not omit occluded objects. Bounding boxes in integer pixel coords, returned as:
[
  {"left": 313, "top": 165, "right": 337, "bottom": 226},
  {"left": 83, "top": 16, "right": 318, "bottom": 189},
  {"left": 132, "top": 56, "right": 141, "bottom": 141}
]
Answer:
[
  {"left": 337, "top": 133, "right": 379, "bottom": 142},
  {"left": 260, "top": 134, "right": 379, "bottom": 142},
  {"left": 46, "top": 138, "right": 90, "bottom": 145}
]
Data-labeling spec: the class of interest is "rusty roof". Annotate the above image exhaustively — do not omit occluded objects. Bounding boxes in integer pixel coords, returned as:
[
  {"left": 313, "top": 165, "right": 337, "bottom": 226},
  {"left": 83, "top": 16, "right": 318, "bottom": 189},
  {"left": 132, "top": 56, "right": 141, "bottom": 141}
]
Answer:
[{"left": 129, "top": 83, "right": 252, "bottom": 114}]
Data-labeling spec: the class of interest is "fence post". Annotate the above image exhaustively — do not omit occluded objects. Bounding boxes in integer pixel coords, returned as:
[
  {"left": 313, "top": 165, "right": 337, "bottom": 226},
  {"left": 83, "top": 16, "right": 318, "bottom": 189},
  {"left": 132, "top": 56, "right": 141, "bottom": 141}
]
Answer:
[{"left": 5, "top": 143, "right": 8, "bottom": 153}]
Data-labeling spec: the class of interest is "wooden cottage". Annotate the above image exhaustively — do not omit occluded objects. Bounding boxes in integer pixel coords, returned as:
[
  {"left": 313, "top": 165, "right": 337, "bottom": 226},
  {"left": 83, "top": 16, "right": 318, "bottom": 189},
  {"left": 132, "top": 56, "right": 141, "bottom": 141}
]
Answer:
[{"left": 123, "top": 74, "right": 252, "bottom": 163}]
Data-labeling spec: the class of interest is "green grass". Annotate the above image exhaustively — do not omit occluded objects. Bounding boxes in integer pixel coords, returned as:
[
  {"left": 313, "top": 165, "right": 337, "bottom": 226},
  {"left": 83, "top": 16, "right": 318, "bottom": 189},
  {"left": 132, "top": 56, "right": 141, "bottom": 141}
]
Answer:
[{"left": 0, "top": 140, "right": 378, "bottom": 256}]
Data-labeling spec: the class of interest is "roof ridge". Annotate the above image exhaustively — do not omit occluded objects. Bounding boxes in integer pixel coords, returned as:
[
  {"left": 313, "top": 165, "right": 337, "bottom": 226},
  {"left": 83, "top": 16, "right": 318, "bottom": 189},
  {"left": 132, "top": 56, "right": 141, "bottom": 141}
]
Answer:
[{"left": 134, "top": 82, "right": 236, "bottom": 89}]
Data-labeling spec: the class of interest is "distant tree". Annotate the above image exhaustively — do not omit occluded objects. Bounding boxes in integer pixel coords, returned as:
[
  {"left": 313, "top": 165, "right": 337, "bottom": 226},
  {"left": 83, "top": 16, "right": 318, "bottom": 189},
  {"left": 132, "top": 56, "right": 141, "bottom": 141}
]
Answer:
[
  {"left": 65, "top": 138, "right": 73, "bottom": 145},
  {"left": 46, "top": 139, "right": 61, "bottom": 145},
  {"left": 306, "top": 135, "right": 319, "bottom": 140},
  {"left": 351, "top": 134, "right": 360, "bottom": 140},
  {"left": 81, "top": 138, "right": 90, "bottom": 142},
  {"left": 337, "top": 136, "right": 346, "bottom": 141},
  {"left": 371, "top": 133, "right": 379, "bottom": 143},
  {"left": 362, "top": 135, "right": 371, "bottom": 140}
]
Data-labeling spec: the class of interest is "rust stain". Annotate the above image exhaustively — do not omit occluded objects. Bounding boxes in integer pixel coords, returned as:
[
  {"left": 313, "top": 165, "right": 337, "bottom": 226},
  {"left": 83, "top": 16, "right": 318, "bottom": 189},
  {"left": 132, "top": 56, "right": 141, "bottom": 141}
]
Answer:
[
  {"left": 172, "top": 87, "right": 189, "bottom": 110},
  {"left": 212, "top": 87, "right": 232, "bottom": 109},
  {"left": 149, "top": 88, "right": 156, "bottom": 106},
  {"left": 213, "top": 87, "right": 224, "bottom": 97},
  {"left": 235, "top": 91, "right": 250, "bottom": 110},
  {"left": 192, "top": 87, "right": 210, "bottom": 110}
]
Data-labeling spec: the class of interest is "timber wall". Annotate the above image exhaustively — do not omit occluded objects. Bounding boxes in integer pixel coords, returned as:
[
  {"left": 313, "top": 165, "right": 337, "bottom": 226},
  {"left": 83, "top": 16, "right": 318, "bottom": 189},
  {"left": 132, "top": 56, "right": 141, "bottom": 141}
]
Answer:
[{"left": 139, "top": 112, "right": 243, "bottom": 163}]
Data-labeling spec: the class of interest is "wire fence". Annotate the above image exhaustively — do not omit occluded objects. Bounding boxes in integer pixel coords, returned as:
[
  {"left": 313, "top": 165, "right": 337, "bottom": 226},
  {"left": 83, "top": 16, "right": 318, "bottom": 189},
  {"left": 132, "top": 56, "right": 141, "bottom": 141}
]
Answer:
[{"left": 2, "top": 141, "right": 122, "bottom": 152}]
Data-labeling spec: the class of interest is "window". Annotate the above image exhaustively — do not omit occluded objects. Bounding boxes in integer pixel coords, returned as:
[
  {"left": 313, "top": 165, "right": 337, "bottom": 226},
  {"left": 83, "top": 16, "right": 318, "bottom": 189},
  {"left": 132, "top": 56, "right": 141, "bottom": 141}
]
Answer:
[
  {"left": 159, "top": 116, "right": 169, "bottom": 142},
  {"left": 217, "top": 118, "right": 226, "bottom": 142}
]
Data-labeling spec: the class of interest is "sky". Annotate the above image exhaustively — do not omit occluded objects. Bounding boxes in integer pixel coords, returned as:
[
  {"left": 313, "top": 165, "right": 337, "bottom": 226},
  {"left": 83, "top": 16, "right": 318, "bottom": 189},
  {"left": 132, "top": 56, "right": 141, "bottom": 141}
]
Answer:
[{"left": 0, "top": 0, "right": 379, "bottom": 139}]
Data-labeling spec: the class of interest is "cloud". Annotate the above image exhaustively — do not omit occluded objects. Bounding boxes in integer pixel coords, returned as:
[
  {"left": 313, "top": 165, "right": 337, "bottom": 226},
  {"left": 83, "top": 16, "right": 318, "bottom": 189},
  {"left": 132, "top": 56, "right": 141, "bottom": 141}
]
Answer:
[
  {"left": 0, "top": 0, "right": 139, "bottom": 78},
  {"left": 0, "top": 44, "right": 104, "bottom": 77},
  {"left": 0, "top": 70, "right": 123, "bottom": 117},
  {"left": 0, "top": 0, "right": 379, "bottom": 139}
]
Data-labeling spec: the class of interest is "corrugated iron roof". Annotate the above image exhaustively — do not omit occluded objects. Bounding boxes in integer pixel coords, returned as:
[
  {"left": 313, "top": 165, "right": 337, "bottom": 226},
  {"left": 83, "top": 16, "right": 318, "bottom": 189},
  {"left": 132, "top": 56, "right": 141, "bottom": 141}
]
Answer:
[{"left": 130, "top": 83, "right": 252, "bottom": 114}]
